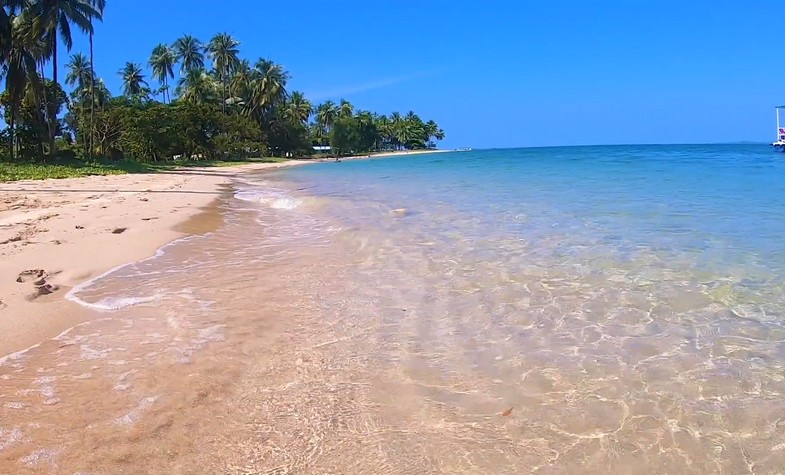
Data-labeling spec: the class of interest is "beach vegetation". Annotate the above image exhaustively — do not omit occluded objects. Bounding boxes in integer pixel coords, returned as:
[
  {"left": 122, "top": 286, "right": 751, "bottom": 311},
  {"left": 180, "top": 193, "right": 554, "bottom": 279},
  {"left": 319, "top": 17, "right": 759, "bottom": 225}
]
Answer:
[{"left": 0, "top": 1, "right": 446, "bottom": 171}]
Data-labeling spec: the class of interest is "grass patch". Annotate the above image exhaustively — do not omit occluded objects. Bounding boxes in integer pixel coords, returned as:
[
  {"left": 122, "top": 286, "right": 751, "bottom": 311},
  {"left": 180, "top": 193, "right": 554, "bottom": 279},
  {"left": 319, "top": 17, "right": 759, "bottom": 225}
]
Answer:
[
  {"left": 0, "top": 160, "right": 141, "bottom": 181},
  {"left": 0, "top": 156, "right": 290, "bottom": 182}
]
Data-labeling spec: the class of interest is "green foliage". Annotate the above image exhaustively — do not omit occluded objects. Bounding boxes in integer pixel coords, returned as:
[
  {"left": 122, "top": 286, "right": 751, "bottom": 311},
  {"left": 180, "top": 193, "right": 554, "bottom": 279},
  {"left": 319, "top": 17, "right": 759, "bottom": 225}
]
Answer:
[
  {"left": 1, "top": 2, "right": 446, "bottom": 171},
  {"left": 1, "top": 79, "right": 69, "bottom": 159},
  {"left": 0, "top": 157, "right": 281, "bottom": 181},
  {"left": 330, "top": 116, "right": 361, "bottom": 155},
  {"left": 87, "top": 101, "right": 265, "bottom": 162},
  {"left": 0, "top": 159, "right": 138, "bottom": 181}
]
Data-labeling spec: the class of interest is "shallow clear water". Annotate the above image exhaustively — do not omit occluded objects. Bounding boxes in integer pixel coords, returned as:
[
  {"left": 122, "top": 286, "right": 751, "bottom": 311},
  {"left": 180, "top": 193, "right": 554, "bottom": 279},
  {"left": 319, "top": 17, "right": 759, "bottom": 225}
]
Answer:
[{"left": 4, "top": 144, "right": 785, "bottom": 474}]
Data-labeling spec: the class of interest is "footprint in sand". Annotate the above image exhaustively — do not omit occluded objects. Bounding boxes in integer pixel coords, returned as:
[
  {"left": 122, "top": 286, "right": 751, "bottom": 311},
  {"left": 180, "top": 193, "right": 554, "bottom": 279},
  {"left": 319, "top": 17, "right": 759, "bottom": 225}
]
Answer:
[
  {"left": 16, "top": 270, "right": 59, "bottom": 301},
  {"left": 16, "top": 269, "right": 45, "bottom": 283},
  {"left": 111, "top": 227, "right": 128, "bottom": 234}
]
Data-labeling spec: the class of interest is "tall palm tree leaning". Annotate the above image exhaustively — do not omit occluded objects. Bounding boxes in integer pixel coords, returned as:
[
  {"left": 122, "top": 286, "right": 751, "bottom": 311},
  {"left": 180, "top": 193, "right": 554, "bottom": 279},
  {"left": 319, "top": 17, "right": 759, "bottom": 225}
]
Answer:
[
  {"left": 87, "top": 0, "right": 105, "bottom": 160},
  {"left": 119, "top": 62, "right": 147, "bottom": 99},
  {"left": 29, "top": 0, "right": 99, "bottom": 159},
  {"left": 207, "top": 33, "right": 240, "bottom": 114},
  {"left": 149, "top": 43, "right": 175, "bottom": 103}
]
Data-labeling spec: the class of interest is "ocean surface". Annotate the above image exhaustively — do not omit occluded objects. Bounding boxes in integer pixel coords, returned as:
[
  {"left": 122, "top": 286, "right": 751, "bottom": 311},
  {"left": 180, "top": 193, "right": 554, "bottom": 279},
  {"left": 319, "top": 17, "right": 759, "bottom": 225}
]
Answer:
[{"left": 3, "top": 144, "right": 785, "bottom": 473}]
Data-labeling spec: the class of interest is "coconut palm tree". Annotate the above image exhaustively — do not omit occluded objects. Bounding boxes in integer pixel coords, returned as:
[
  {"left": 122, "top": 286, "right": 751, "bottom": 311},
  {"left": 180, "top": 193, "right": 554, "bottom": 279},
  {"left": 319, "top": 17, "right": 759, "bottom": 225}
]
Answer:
[
  {"left": 207, "top": 32, "right": 239, "bottom": 114},
  {"left": 228, "top": 59, "right": 251, "bottom": 105},
  {"left": 176, "top": 68, "right": 217, "bottom": 105},
  {"left": 284, "top": 91, "right": 312, "bottom": 124},
  {"left": 375, "top": 114, "right": 392, "bottom": 150},
  {"left": 91, "top": 77, "right": 110, "bottom": 107},
  {"left": 315, "top": 100, "right": 338, "bottom": 130},
  {"left": 0, "top": 6, "right": 12, "bottom": 72},
  {"left": 338, "top": 99, "right": 354, "bottom": 118},
  {"left": 65, "top": 52, "right": 91, "bottom": 92},
  {"left": 118, "top": 62, "right": 147, "bottom": 98},
  {"left": 2, "top": 11, "right": 43, "bottom": 160},
  {"left": 28, "top": 0, "right": 99, "bottom": 157},
  {"left": 246, "top": 58, "right": 289, "bottom": 120},
  {"left": 172, "top": 34, "right": 204, "bottom": 74},
  {"left": 149, "top": 43, "right": 176, "bottom": 103},
  {"left": 424, "top": 119, "right": 445, "bottom": 147},
  {"left": 65, "top": 53, "right": 91, "bottom": 145},
  {"left": 86, "top": 0, "right": 105, "bottom": 160}
]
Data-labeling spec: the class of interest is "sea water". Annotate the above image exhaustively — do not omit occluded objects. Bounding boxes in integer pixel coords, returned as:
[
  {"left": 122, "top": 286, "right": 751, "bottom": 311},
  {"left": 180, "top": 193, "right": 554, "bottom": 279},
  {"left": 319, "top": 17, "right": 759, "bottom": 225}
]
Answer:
[{"left": 3, "top": 144, "right": 785, "bottom": 474}]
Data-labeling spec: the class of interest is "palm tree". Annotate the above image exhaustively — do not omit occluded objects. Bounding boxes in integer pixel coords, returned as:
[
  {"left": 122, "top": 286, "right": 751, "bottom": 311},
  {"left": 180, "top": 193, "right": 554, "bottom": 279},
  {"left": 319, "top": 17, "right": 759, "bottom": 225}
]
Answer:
[
  {"left": 65, "top": 53, "right": 91, "bottom": 148},
  {"left": 207, "top": 32, "right": 239, "bottom": 114},
  {"left": 389, "top": 112, "right": 403, "bottom": 149},
  {"left": 0, "top": 5, "right": 12, "bottom": 74},
  {"left": 2, "top": 10, "right": 43, "bottom": 160},
  {"left": 315, "top": 100, "right": 338, "bottom": 130},
  {"left": 424, "top": 119, "right": 445, "bottom": 147},
  {"left": 246, "top": 58, "right": 289, "bottom": 120},
  {"left": 28, "top": 0, "right": 99, "bottom": 157},
  {"left": 338, "top": 99, "right": 354, "bottom": 118},
  {"left": 65, "top": 52, "right": 91, "bottom": 92},
  {"left": 172, "top": 35, "right": 204, "bottom": 74},
  {"left": 228, "top": 59, "right": 251, "bottom": 106},
  {"left": 176, "top": 68, "right": 217, "bottom": 105},
  {"left": 284, "top": 91, "right": 312, "bottom": 124},
  {"left": 92, "top": 77, "right": 110, "bottom": 108},
  {"left": 375, "top": 114, "right": 392, "bottom": 150},
  {"left": 119, "top": 62, "right": 147, "bottom": 98},
  {"left": 86, "top": 0, "right": 105, "bottom": 160},
  {"left": 149, "top": 43, "right": 176, "bottom": 103}
]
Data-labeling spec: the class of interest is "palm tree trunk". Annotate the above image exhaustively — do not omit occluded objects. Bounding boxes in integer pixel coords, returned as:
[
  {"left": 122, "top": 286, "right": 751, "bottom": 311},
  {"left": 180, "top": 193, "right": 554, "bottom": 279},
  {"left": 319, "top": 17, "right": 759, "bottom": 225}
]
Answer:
[
  {"left": 49, "top": 36, "right": 58, "bottom": 160},
  {"left": 221, "top": 70, "right": 226, "bottom": 115},
  {"left": 9, "top": 103, "right": 16, "bottom": 161},
  {"left": 89, "top": 31, "right": 95, "bottom": 161}
]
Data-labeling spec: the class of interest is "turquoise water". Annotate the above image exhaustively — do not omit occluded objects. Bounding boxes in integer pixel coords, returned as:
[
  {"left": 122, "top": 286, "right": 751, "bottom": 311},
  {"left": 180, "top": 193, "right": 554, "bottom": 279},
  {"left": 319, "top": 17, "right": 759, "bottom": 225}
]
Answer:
[
  {"left": 281, "top": 144, "right": 785, "bottom": 316},
  {"left": 247, "top": 144, "right": 785, "bottom": 470},
  {"left": 17, "top": 144, "right": 785, "bottom": 472}
]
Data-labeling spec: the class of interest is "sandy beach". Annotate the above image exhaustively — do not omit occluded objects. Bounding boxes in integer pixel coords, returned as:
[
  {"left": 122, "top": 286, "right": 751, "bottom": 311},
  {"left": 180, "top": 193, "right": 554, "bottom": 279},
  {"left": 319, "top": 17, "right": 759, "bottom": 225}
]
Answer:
[
  {"left": 0, "top": 150, "right": 450, "bottom": 358},
  {"left": 0, "top": 160, "right": 314, "bottom": 357}
]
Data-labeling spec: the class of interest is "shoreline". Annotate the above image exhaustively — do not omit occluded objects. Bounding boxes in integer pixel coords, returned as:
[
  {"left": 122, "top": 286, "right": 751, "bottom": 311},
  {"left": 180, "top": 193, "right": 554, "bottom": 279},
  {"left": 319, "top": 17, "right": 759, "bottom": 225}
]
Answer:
[
  {"left": 0, "top": 160, "right": 310, "bottom": 357},
  {"left": 327, "top": 148, "right": 454, "bottom": 162},
  {"left": 0, "top": 149, "right": 452, "bottom": 357}
]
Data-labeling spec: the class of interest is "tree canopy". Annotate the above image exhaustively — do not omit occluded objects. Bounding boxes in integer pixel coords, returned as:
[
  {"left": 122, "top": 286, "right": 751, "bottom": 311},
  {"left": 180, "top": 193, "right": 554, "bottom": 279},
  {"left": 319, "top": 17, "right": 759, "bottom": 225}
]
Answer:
[{"left": 1, "top": 2, "right": 445, "bottom": 163}]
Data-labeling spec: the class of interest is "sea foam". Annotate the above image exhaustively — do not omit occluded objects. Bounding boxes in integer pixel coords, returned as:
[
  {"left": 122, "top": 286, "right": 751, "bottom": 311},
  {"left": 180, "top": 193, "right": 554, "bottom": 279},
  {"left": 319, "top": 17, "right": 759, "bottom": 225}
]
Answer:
[{"left": 234, "top": 188, "right": 302, "bottom": 209}]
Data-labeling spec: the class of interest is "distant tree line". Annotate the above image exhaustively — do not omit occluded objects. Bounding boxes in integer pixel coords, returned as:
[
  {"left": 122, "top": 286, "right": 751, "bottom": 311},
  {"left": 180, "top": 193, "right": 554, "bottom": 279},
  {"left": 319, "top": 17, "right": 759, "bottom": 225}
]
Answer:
[{"left": 0, "top": 1, "right": 445, "bottom": 162}]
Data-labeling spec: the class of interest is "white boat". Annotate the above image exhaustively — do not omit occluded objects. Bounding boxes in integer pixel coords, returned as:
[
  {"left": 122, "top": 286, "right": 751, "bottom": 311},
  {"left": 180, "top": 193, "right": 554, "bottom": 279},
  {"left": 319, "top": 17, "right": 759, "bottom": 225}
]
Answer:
[{"left": 773, "top": 106, "right": 785, "bottom": 148}]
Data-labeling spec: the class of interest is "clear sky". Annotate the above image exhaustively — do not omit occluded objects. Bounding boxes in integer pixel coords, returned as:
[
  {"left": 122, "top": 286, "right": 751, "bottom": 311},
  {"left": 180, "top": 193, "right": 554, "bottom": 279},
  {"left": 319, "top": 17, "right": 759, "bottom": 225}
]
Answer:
[{"left": 64, "top": 0, "right": 784, "bottom": 148}]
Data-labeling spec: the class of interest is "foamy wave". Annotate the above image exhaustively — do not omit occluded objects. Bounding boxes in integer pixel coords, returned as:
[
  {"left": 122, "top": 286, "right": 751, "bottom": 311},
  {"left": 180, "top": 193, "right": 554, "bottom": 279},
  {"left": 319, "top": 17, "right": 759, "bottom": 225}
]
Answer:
[
  {"left": 69, "top": 294, "right": 161, "bottom": 312},
  {"left": 65, "top": 236, "right": 196, "bottom": 311},
  {"left": 270, "top": 197, "right": 302, "bottom": 209},
  {"left": 235, "top": 189, "right": 302, "bottom": 209},
  {"left": 0, "top": 344, "right": 40, "bottom": 368}
]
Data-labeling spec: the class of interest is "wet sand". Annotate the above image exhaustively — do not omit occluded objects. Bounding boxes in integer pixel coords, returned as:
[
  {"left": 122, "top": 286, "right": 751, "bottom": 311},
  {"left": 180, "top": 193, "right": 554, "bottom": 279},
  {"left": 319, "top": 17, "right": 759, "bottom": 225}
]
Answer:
[{"left": 0, "top": 160, "right": 310, "bottom": 357}]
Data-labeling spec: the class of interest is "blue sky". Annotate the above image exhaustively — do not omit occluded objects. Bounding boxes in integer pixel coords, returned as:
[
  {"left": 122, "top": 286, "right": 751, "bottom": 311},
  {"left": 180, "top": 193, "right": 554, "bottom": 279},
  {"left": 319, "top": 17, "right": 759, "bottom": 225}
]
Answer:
[{"left": 64, "top": 0, "right": 784, "bottom": 148}]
